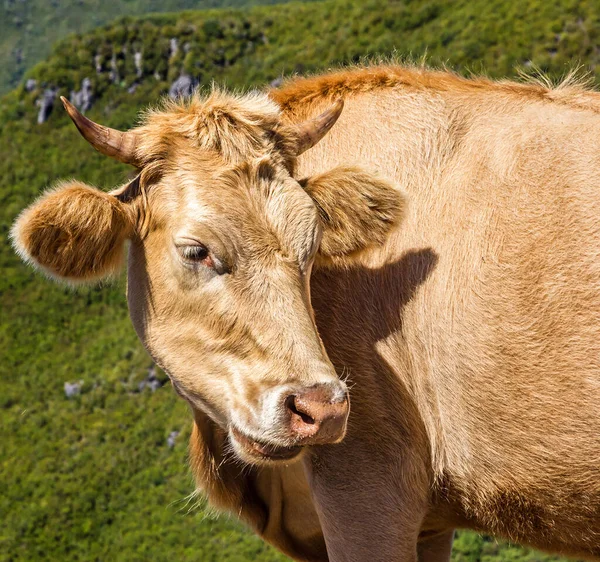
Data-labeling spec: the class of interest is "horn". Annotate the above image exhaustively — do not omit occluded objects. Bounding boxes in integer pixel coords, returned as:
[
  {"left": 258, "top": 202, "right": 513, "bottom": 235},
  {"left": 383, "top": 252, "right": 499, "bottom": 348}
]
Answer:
[
  {"left": 291, "top": 99, "right": 344, "bottom": 156},
  {"left": 60, "top": 96, "right": 141, "bottom": 167}
]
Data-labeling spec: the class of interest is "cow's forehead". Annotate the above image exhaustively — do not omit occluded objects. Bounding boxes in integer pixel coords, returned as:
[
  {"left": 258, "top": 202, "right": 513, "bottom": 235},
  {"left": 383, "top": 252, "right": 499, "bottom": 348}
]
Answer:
[
  {"left": 135, "top": 90, "right": 284, "bottom": 167},
  {"left": 129, "top": 90, "right": 320, "bottom": 263},
  {"left": 145, "top": 155, "right": 320, "bottom": 269}
]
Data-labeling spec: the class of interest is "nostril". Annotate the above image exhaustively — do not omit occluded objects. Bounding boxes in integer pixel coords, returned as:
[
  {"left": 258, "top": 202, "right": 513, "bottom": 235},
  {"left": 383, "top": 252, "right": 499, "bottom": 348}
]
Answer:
[
  {"left": 284, "top": 385, "right": 349, "bottom": 442},
  {"left": 285, "top": 395, "right": 316, "bottom": 425}
]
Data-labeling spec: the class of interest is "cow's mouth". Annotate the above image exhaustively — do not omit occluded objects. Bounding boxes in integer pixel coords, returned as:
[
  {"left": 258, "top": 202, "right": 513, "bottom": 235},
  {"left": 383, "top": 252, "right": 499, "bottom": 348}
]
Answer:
[{"left": 230, "top": 427, "right": 303, "bottom": 463}]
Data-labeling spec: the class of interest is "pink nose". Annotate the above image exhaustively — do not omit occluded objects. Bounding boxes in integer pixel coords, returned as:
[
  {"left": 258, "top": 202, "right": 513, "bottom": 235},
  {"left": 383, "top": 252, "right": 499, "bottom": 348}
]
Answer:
[{"left": 285, "top": 383, "right": 349, "bottom": 444}]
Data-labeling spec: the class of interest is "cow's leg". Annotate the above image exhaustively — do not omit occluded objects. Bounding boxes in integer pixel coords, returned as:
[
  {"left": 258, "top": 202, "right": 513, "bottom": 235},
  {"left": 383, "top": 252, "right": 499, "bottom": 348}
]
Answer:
[
  {"left": 417, "top": 530, "right": 454, "bottom": 562},
  {"left": 304, "top": 441, "right": 430, "bottom": 562}
]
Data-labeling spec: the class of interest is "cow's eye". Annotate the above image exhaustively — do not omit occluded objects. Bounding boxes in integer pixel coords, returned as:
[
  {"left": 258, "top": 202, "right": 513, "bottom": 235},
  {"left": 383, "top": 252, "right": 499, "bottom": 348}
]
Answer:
[{"left": 178, "top": 244, "right": 214, "bottom": 268}]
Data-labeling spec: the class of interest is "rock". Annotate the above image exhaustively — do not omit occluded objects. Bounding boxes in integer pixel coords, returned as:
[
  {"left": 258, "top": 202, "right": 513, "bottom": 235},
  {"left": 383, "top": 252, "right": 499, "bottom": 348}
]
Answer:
[
  {"left": 270, "top": 77, "right": 283, "bottom": 88},
  {"left": 134, "top": 51, "right": 143, "bottom": 78},
  {"left": 80, "top": 78, "right": 93, "bottom": 110},
  {"left": 94, "top": 54, "right": 102, "bottom": 74},
  {"left": 169, "top": 37, "right": 179, "bottom": 58},
  {"left": 25, "top": 78, "right": 37, "bottom": 92},
  {"left": 109, "top": 53, "right": 119, "bottom": 84},
  {"left": 70, "top": 77, "right": 93, "bottom": 112},
  {"left": 37, "top": 88, "right": 56, "bottom": 124},
  {"left": 127, "top": 83, "right": 138, "bottom": 94},
  {"left": 168, "top": 74, "right": 195, "bottom": 99},
  {"left": 138, "top": 364, "right": 166, "bottom": 392},
  {"left": 167, "top": 431, "right": 179, "bottom": 448},
  {"left": 147, "top": 365, "right": 163, "bottom": 392},
  {"left": 148, "top": 380, "right": 162, "bottom": 392},
  {"left": 64, "top": 381, "right": 82, "bottom": 398}
]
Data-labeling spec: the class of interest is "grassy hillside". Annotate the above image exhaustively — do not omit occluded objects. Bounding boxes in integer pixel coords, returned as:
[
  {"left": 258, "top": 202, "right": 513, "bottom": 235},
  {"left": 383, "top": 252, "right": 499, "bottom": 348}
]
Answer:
[
  {"left": 1, "top": 0, "right": 597, "bottom": 560},
  {"left": 0, "top": 0, "right": 318, "bottom": 96}
]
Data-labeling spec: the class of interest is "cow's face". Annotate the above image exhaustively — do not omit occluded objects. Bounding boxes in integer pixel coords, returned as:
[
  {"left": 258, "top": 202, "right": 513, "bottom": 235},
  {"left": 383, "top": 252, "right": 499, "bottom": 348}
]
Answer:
[
  {"left": 11, "top": 91, "right": 406, "bottom": 465},
  {"left": 127, "top": 157, "right": 350, "bottom": 464}
]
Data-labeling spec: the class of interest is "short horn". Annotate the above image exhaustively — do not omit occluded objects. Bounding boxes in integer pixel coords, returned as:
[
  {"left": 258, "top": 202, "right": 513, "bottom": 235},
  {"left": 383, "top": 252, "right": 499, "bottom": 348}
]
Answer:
[
  {"left": 61, "top": 96, "right": 141, "bottom": 167},
  {"left": 292, "top": 99, "right": 344, "bottom": 155}
]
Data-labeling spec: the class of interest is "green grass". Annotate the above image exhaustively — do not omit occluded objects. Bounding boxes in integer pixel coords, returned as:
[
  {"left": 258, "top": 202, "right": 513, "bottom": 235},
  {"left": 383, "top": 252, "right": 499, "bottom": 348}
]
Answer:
[
  {"left": 0, "top": 0, "right": 319, "bottom": 96},
  {"left": 1, "top": 0, "right": 597, "bottom": 559}
]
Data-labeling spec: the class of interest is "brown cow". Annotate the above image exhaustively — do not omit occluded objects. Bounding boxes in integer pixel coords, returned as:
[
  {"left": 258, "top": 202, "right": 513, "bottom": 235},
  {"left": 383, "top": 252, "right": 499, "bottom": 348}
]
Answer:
[{"left": 11, "top": 65, "right": 600, "bottom": 561}]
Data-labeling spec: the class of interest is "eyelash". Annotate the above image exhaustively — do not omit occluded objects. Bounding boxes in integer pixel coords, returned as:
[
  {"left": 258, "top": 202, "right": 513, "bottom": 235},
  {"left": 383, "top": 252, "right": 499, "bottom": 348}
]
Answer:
[{"left": 178, "top": 245, "right": 214, "bottom": 268}]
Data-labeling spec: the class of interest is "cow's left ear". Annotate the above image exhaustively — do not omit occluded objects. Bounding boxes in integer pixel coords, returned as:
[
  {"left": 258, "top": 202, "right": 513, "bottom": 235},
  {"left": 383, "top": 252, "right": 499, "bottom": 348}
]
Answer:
[{"left": 300, "top": 166, "right": 407, "bottom": 263}]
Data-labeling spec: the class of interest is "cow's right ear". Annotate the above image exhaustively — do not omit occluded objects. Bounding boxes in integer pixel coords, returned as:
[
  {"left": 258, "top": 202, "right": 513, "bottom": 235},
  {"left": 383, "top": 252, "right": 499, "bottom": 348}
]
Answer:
[{"left": 11, "top": 181, "right": 135, "bottom": 283}]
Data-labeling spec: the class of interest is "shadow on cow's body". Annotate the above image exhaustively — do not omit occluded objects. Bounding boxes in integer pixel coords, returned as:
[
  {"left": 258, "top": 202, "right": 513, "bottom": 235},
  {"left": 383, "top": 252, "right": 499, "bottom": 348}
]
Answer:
[
  {"left": 190, "top": 239, "right": 600, "bottom": 561},
  {"left": 310, "top": 248, "right": 600, "bottom": 560}
]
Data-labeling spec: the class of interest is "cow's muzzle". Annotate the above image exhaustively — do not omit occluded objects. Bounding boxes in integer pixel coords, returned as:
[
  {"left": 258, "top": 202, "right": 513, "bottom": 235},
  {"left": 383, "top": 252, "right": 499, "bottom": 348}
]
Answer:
[
  {"left": 229, "top": 381, "right": 349, "bottom": 464},
  {"left": 284, "top": 382, "right": 349, "bottom": 444}
]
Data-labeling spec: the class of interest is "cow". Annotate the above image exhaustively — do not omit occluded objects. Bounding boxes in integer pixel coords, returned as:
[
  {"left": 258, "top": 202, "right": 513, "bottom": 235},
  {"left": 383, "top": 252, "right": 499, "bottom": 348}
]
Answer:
[{"left": 11, "top": 64, "right": 600, "bottom": 562}]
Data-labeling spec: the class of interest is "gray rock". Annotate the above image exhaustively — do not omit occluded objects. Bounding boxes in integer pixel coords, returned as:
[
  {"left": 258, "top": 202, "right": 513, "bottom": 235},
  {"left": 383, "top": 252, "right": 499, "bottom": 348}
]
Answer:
[
  {"left": 109, "top": 53, "right": 119, "bottom": 84},
  {"left": 167, "top": 431, "right": 179, "bottom": 448},
  {"left": 270, "top": 77, "right": 283, "bottom": 88},
  {"left": 169, "top": 37, "right": 179, "bottom": 58},
  {"left": 127, "top": 83, "right": 138, "bottom": 94},
  {"left": 168, "top": 74, "right": 195, "bottom": 99},
  {"left": 148, "top": 379, "right": 162, "bottom": 392},
  {"left": 147, "top": 365, "right": 163, "bottom": 392},
  {"left": 94, "top": 54, "right": 102, "bottom": 74},
  {"left": 25, "top": 78, "right": 37, "bottom": 92},
  {"left": 64, "top": 381, "right": 82, "bottom": 398},
  {"left": 37, "top": 88, "right": 56, "bottom": 124},
  {"left": 81, "top": 77, "right": 93, "bottom": 110},
  {"left": 70, "top": 77, "right": 93, "bottom": 112},
  {"left": 138, "top": 364, "right": 166, "bottom": 392},
  {"left": 134, "top": 51, "right": 143, "bottom": 78}
]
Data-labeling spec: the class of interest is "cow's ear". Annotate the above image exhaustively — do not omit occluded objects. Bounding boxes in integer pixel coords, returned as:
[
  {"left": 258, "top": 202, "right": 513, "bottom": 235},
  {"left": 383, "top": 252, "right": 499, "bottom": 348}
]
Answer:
[
  {"left": 11, "top": 181, "right": 134, "bottom": 283},
  {"left": 301, "top": 166, "right": 407, "bottom": 264}
]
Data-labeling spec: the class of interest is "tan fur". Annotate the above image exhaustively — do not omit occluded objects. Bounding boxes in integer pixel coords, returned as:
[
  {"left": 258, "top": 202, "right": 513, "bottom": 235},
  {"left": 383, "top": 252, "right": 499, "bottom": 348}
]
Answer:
[
  {"left": 300, "top": 166, "right": 408, "bottom": 264},
  {"left": 135, "top": 90, "right": 298, "bottom": 173},
  {"left": 11, "top": 182, "right": 133, "bottom": 282},
  {"left": 189, "top": 407, "right": 328, "bottom": 561},
  {"left": 271, "top": 63, "right": 600, "bottom": 115},
  {"left": 12, "top": 64, "right": 600, "bottom": 561}
]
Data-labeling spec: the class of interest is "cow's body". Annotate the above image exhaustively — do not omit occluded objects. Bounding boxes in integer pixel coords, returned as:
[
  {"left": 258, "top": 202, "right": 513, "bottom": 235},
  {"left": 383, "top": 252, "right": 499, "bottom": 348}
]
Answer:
[
  {"left": 13, "top": 66, "right": 600, "bottom": 561},
  {"left": 302, "top": 70, "right": 600, "bottom": 557},
  {"left": 194, "top": 69, "right": 600, "bottom": 561}
]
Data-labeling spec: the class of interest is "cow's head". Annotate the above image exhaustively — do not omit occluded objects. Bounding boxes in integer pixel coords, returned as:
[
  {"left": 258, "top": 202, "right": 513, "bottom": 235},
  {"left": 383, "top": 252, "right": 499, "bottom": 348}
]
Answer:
[{"left": 11, "top": 91, "right": 406, "bottom": 465}]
